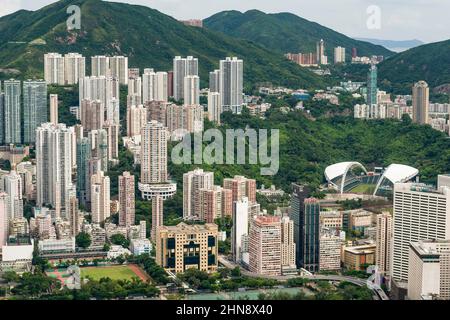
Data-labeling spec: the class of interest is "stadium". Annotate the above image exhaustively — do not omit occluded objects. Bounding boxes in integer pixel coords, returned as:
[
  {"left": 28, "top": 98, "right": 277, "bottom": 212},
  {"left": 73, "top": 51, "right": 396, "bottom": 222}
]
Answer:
[{"left": 324, "top": 162, "right": 419, "bottom": 197}]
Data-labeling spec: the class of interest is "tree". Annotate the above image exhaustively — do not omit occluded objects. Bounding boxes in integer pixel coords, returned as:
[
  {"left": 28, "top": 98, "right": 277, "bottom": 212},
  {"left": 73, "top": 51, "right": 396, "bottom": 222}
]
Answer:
[
  {"left": 76, "top": 232, "right": 92, "bottom": 249},
  {"left": 110, "top": 234, "right": 130, "bottom": 248},
  {"left": 2, "top": 271, "right": 20, "bottom": 283},
  {"left": 231, "top": 267, "right": 241, "bottom": 277}
]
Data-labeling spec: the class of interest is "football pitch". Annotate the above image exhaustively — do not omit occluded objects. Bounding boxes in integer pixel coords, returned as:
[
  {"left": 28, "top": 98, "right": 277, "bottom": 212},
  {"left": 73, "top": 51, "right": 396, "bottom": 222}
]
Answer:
[{"left": 81, "top": 265, "right": 140, "bottom": 281}]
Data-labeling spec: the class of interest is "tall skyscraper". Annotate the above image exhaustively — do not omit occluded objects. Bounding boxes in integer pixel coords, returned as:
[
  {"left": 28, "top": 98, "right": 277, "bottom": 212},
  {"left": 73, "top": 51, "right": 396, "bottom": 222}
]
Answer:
[
  {"left": 376, "top": 212, "right": 393, "bottom": 275},
  {"left": 109, "top": 56, "right": 129, "bottom": 85},
  {"left": 91, "top": 171, "right": 110, "bottom": 224},
  {"left": 167, "top": 71, "right": 174, "bottom": 98},
  {"left": 207, "top": 91, "right": 221, "bottom": 124},
  {"left": 44, "top": 53, "right": 64, "bottom": 85},
  {"left": 290, "top": 183, "right": 310, "bottom": 266},
  {"left": 139, "top": 121, "right": 176, "bottom": 200},
  {"left": 119, "top": 172, "right": 135, "bottom": 228},
  {"left": 281, "top": 216, "right": 297, "bottom": 272},
  {"left": 173, "top": 56, "right": 198, "bottom": 101},
  {"left": 301, "top": 198, "right": 320, "bottom": 273},
  {"left": 199, "top": 186, "right": 232, "bottom": 223},
  {"left": 88, "top": 129, "right": 109, "bottom": 172},
  {"left": 128, "top": 76, "right": 142, "bottom": 105},
  {"left": 334, "top": 46, "right": 346, "bottom": 64},
  {"left": 219, "top": 57, "right": 243, "bottom": 114},
  {"left": 49, "top": 94, "right": 58, "bottom": 125},
  {"left": 64, "top": 53, "right": 85, "bottom": 85},
  {"left": 412, "top": 81, "right": 430, "bottom": 125},
  {"left": 249, "top": 215, "right": 282, "bottom": 276},
  {"left": 23, "top": 80, "right": 47, "bottom": 144},
  {"left": 209, "top": 69, "right": 220, "bottom": 93},
  {"left": 4, "top": 80, "right": 21, "bottom": 144},
  {"left": 76, "top": 137, "right": 91, "bottom": 206},
  {"left": 183, "top": 169, "right": 214, "bottom": 219},
  {"left": 79, "top": 76, "right": 119, "bottom": 115},
  {"left": 151, "top": 195, "right": 163, "bottom": 240},
  {"left": 232, "top": 197, "right": 249, "bottom": 263},
  {"left": 392, "top": 182, "right": 450, "bottom": 283},
  {"left": 183, "top": 75, "right": 200, "bottom": 105},
  {"left": 36, "top": 123, "right": 74, "bottom": 218},
  {"left": 103, "top": 121, "right": 119, "bottom": 161},
  {"left": 316, "top": 39, "right": 327, "bottom": 64},
  {"left": 367, "top": 64, "right": 378, "bottom": 106}
]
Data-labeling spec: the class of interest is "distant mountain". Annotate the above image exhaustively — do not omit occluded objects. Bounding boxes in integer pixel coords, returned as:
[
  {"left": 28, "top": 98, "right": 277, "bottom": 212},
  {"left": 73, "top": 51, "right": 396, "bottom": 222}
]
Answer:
[
  {"left": 0, "top": 0, "right": 325, "bottom": 90},
  {"left": 355, "top": 38, "right": 424, "bottom": 52},
  {"left": 204, "top": 10, "right": 393, "bottom": 59},
  {"left": 378, "top": 39, "right": 450, "bottom": 94}
]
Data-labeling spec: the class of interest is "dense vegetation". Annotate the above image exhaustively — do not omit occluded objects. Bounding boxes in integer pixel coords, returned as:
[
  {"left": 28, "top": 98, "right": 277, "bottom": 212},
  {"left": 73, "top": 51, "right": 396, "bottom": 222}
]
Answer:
[
  {"left": 378, "top": 39, "right": 450, "bottom": 94},
  {"left": 204, "top": 10, "right": 393, "bottom": 59},
  {"left": 0, "top": 0, "right": 325, "bottom": 90}
]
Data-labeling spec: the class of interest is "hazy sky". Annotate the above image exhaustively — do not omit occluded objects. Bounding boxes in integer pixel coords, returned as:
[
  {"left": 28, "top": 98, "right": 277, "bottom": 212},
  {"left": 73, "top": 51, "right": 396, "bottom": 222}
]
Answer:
[{"left": 1, "top": 0, "right": 449, "bottom": 43}]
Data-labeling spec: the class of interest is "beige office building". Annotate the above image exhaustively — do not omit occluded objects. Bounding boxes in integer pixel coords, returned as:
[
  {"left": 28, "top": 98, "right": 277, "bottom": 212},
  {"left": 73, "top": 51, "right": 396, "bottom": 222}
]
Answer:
[
  {"left": 118, "top": 172, "right": 135, "bottom": 228},
  {"left": 156, "top": 223, "right": 218, "bottom": 273},
  {"left": 91, "top": 171, "right": 110, "bottom": 224}
]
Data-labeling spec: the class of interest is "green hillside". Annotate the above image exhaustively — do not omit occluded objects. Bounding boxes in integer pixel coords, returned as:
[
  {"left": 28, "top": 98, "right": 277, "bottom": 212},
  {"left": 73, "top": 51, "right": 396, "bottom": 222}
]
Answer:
[
  {"left": 204, "top": 10, "right": 393, "bottom": 59},
  {"left": 0, "top": 0, "right": 325, "bottom": 90},
  {"left": 378, "top": 39, "right": 450, "bottom": 94}
]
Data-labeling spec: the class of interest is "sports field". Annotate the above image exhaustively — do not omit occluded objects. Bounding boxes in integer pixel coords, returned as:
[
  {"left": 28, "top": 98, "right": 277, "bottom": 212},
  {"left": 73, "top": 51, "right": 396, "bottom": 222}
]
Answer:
[
  {"left": 349, "top": 183, "right": 376, "bottom": 194},
  {"left": 81, "top": 265, "right": 147, "bottom": 281}
]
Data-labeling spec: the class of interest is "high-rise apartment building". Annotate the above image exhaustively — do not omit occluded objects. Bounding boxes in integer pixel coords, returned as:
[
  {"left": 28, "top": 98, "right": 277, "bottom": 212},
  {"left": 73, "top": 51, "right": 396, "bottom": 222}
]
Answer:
[
  {"left": 0, "top": 92, "right": 4, "bottom": 144},
  {"left": 3, "top": 80, "right": 21, "bottom": 144},
  {"left": 91, "top": 56, "right": 110, "bottom": 77},
  {"left": 183, "top": 169, "right": 214, "bottom": 219},
  {"left": 219, "top": 57, "right": 243, "bottom": 114},
  {"left": 76, "top": 137, "right": 91, "bottom": 206},
  {"left": 165, "top": 104, "right": 204, "bottom": 140},
  {"left": 69, "top": 196, "right": 80, "bottom": 237},
  {"left": 64, "top": 53, "right": 85, "bottom": 85},
  {"left": 49, "top": 94, "right": 58, "bottom": 125},
  {"left": 79, "top": 76, "right": 119, "bottom": 115},
  {"left": 412, "top": 81, "right": 430, "bottom": 125},
  {"left": 139, "top": 121, "right": 176, "bottom": 200},
  {"left": 23, "top": 80, "right": 47, "bottom": 144},
  {"left": 281, "top": 216, "right": 297, "bottom": 272},
  {"left": 319, "top": 229, "right": 342, "bottom": 271},
  {"left": 109, "top": 56, "right": 129, "bottom": 85},
  {"left": 223, "top": 175, "right": 256, "bottom": 203},
  {"left": 156, "top": 223, "right": 218, "bottom": 273},
  {"left": 392, "top": 182, "right": 450, "bottom": 283},
  {"left": 81, "top": 99, "right": 104, "bottom": 132},
  {"left": 0, "top": 192, "right": 8, "bottom": 248},
  {"left": 207, "top": 91, "right": 221, "bottom": 124},
  {"left": 183, "top": 75, "right": 200, "bottom": 105},
  {"left": 408, "top": 240, "right": 450, "bottom": 300},
  {"left": 44, "top": 53, "right": 65, "bottom": 85},
  {"left": 128, "top": 77, "right": 142, "bottom": 105},
  {"left": 36, "top": 123, "right": 74, "bottom": 218},
  {"left": 151, "top": 195, "right": 163, "bottom": 241},
  {"left": 249, "top": 215, "right": 282, "bottom": 276},
  {"left": 209, "top": 69, "right": 220, "bottom": 93},
  {"left": 334, "top": 46, "right": 346, "bottom": 64},
  {"left": 88, "top": 129, "right": 109, "bottom": 172},
  {"left": 199, "top": 186, "right": 232, "bottom": 223},
  {"left": 103, "top": 121, "right": 119, "bottom": 161},
  {"left": 118, "top": 172, "right": 135, "bottom": 228},
  {"left": 90, "top": 171, "right": 110, "bottom": 224},
  {"left": 142, "top": 70, "right": 168, "bottom": 103},
  {"left": 376, "top": 212, "right": 393, "bottom": 274},
  {"left": 0, "top": 170, "right": 23, "bottom": 220},
  {"left": 126, "top": 104, "right": 147, "bottom": 137},
  {"left": 173, "top": 56, "right": 198, "bottom": 101}
]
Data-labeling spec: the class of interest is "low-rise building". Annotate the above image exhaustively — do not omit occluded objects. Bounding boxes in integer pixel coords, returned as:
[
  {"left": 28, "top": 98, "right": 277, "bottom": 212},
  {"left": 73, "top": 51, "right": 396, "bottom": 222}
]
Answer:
[
  {"left": 38, "top": 237, "right": 75, "bottom": 254},
  {"left": 130, "top": 238, "right": 152, "bottom": 256},
  {"left": 343, "top": 243, "right": 376, "bottom": 271}
]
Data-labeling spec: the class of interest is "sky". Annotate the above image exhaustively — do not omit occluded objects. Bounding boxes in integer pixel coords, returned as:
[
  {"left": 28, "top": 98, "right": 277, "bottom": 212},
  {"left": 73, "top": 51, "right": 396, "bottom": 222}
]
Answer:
[{"left": 1, "top": 0, "right": 449, "bottom": 44}]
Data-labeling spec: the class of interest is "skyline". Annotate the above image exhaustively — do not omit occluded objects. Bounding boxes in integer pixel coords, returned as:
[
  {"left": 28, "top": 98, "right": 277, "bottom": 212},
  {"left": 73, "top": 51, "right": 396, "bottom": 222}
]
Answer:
[{"left": 0, "top": 0, "right": 449, "bottom": 44}]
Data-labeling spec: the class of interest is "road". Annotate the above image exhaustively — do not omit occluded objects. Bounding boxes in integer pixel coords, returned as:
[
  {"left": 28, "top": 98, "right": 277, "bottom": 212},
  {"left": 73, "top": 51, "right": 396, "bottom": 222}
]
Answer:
[{"left": 218, "top": 256, "right": 389, "bottom": 300}]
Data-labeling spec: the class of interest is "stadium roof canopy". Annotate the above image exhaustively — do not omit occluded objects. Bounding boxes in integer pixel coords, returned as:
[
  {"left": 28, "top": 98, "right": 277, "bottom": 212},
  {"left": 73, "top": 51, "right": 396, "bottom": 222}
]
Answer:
[
  {"left": 324, "top": 162, "right": 368, "bottom": 193},
  {"left": 373, "top": 164, "right": 419, "bottom": 195}
]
